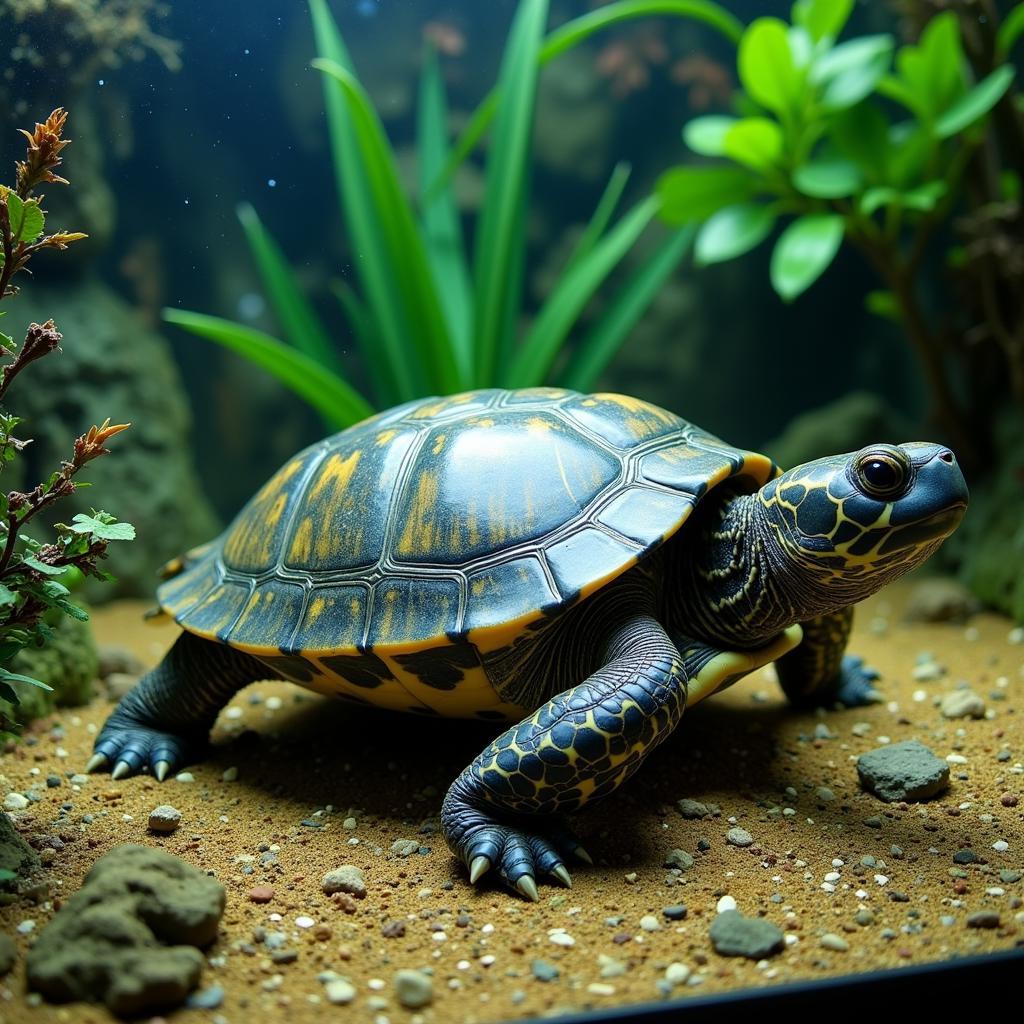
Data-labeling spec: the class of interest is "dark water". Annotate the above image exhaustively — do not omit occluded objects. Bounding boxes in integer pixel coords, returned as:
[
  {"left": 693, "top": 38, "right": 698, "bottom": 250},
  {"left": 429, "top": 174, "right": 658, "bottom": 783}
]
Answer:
[{"left": 0, "top": 1, "right": 961, "bottom": 523}]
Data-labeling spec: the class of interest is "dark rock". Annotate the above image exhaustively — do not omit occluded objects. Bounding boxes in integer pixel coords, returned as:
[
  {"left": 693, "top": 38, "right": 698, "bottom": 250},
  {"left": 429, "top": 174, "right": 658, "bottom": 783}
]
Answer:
[
  {"left": 953, "top": 849, "right": 977, "bottom": 865},
  {"left": 709, "top": 910, "right": 784, "bottom": 959},
  {"left": 677, "top": 799, "right": 709, "bottom": 820},
  {"left": 663, "top": 849, "right": 695, "bottom": 871},
  {"left": 966, "top": 911, "right": 1000, "bottom": 929},
  {"left": 857, "top": 740, "right": 950, "bottom": 802},
  {"left": 0, "top": 812, "right": 40, "bottom": 892},
  {"left": 662, "top": 905, "right": 688, "bottom": 921},
  {"left": 26, "top": 844, "right": 225, "bottom": 1016}
]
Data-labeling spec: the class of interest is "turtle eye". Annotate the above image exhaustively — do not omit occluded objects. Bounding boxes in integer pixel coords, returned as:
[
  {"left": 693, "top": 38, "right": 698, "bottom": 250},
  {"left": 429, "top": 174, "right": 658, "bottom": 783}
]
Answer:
[{"left": 854, "top": 448, "right": 909, "bottom": 499}]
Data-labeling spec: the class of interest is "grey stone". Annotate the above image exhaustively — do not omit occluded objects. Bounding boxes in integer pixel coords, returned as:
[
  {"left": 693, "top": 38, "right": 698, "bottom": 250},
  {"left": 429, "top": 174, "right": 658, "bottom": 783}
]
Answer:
[
  {"left": 663, "top": 849, "right": 695, "bottom": 871},
  {"left": 676, "top": 799, "right": 709, "bottom": 820},
  {"left": 0, "top": 812, "right": 40, "bottom": 892},
  {"left": 857, "top": 740, "right": 950, "bottom": 802},
  {"left": 26, "top": 844, "right": 225, "bottom": 1016},
  {"left": 726, "top": 827, "right": 754, "bottom": 848},
  {"left": 97, "top": 646, "right": 144, "bottom": 679},
  {"left": 966, "top": 911, "right": 1000, "bottom": 929},
  {"left": 390, "top": 839, "right": 420, "bottom": 857},
  {"left": 148, "top": 805, "right": 182, "bottom": 834},
  {"left": 904, "top": 578, "right": 979, "bottom": 623},
  {"left": 321, "top": 865, "right": 366, "bottom": 899},
  {"left": 999, "top": 869, "right": 1022, "bottom": 884},
  {"left": 394, "top": 968, "right": 433, "bottom": 1008},
  {"left": 531, "top": 959, "right": 560, "bottom": 982},
  {"left": 940, "top": 690, "right": 986, "bottom": 719},
  {"left": 709, "top": 910, "right": 784, "bottom": 959}
]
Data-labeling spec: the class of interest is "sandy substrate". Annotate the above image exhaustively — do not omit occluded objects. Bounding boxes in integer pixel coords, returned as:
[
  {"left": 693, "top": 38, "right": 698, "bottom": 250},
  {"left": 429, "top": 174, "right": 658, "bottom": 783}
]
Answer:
[{"left": 1, "top": 581, "right": 1022, "bottom": 1022}]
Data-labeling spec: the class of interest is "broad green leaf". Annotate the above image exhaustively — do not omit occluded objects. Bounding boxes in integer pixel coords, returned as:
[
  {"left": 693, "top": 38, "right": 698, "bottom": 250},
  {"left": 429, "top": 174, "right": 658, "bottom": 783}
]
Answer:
[
  {"left": 683, "top": 115, "right": 738, "bottom": 157},
  {"left": 814, "top": 35, "right": 893, "bottom": 110},
  {"left": 934, "top": 65, "right": 1016, "bottom": 138},
  {"left": 859, "top": 186, "right": 900, "bottom": 216},
  {"left": 0, "top": 667, "right": 52, "bottom": 691},
  {"left": 893, "top": 12, "right": 964, "bottom": 121},
  {"left": 68, "top": 513, "right": 136, "bottom": 541},
  {"left": 509, "top": 196, "right": 660, "bottom": 386},
  {"left": 418, "top": 45, "right": 473, "bottom": 381},
  {"left": 695, "top": 202, "right": 775, "bottom": 265},
  {"left": 435, "top": 0, "right": 744, "bottom": 193},
  {"left": 738, "top": 18, "right": 803, "bottom": 117},
  {"left": 0, "top": 584, "right": 14, "bottom": 607},
  {"left": 561, "top": 226, "right": 694, "bottom": 392},
  {"left": 769, "top": 213, "right": 844, "bottom": 301},
  {"left": 656, "top": 165, "right": 758, "bottom": 224},
  {"left": 791, "top": 0, "right": 854, "bottom": 42},
  {"left": 19, "top": 555, "right": 66, "bottom": 576},
  {"left": 2, "top": 192, "right": 44, "bottom": 242},
  {"left": 787, "top": 26, "right": 814, "bottom": 71},
  {"left": 471, "top": 0, "right": 548, "bottom": 386},
  {"left": 165, "top": 308, "right": 373, "bottom": 430},
  {"left": 902, "top": 180, "right": 947, "bottom": 211},
  {"left": 828, "top": 101, "right": 890, "bottom": 180},
  {"left": 723, "top": 118, "right": 784, "bottom": 172},
  {"left": 236, "top": 203, "right": 344, "bottom": 377},
  {"left": 997, "top": 4, "right": 1024, "bottom": 59},
  {"left": 314, "top": 58, "right": 460, "bottom": 395},
  {"left": 792, "top": 158, "right": 861, "bottom": 198},
  {"left": 55, "top": 599, "right": 89, "bottom": 622},
  {"left": 887, "top": 123, "right": 934, "bottom": 188},
  {"left": 562, "top": 162, "right": 632, "bottom": 279}
]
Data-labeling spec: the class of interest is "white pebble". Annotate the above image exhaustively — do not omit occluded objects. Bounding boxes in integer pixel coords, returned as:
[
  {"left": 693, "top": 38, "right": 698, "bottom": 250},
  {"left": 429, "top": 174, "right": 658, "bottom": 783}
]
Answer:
[
  {"left": 665, "top": 962, "right": 691, "bottom": 986},
  {"left": 716, "top": 895, "right": 737, "bottom": 913},
  {"left": 993, "top": 840, "right": 1009, "bottom": 852},
  {"left": 3, "top": 793, "right": 28, "bottom": 811},
  {"left": 587, "top": 983, "right": 616, "bottom": 996},
  {"left": 1007, "top": 627, "right": 1024, "bottom": 645},
  {"left": 986, "top": 887, "right": 1006, "bottom": 896},
  {"left": 265, "top": 696, "right": 283, "bottom": 711},
  {"left": 324, "top": 978, "right": 356, "bottom": 1005},
  {"left": 639, "top": 915, "right": 660, "bottom": 932},
  {"left": 824, "top": 871, "right": 841, "bottom": 882},
  {"left": 820, "top": 933, "right": 849, "bottom": 951},
  {"left": 945, "top": 754, "right": 968, "bottom": 765},
  {"left": 16, "top": 920, "right": 35, "bottom": 934},
  {"left": 175, "top": 772, "right": 195, "bottom": 783},
  {"left": 548, "top": 928, "right": 575, "bottom": 947},
  {"left": 874, "top": 874, "right": 889, "bottom": 885},
  {"left": 912, "top": 689, "right": 928, "bottom": 702},
  {"left": 295, "top": 916, "right": 315, "bottom": 928}
]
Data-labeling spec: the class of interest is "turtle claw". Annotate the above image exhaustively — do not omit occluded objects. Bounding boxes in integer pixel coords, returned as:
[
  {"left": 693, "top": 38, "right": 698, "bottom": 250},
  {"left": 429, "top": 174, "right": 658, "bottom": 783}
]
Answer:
[
  {"left": 153, "top": 760, "right": 171, "bottom": 783},
  {"left": 469, "top": 855, "right": 491, "bottom": 885},
  {"left": 85, "top": 753, "right": 108, "bottom": 774},
  {"left": 111, "top": 760, "right": 132, "bottom": 781},
  {"left": 573, "top": 844, "right": 594, "bottom": 866},
  {"left": 516, "top": 875, "right": 539, "bottom": 902},
  {"left": 550, "top": 864, "right": 573, "bottom": 889}
]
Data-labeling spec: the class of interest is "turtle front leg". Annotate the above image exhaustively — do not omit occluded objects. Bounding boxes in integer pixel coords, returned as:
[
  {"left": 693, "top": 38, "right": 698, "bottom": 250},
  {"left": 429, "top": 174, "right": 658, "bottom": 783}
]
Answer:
[
  {"left": 88, "top": 632, "right": 269, "bottom": 780},
  {"left": 775, "top": 607, "right": 881, "bottom": 708},
  {"left": 442, "top": 611, "right": 694, "bottom": 900}
]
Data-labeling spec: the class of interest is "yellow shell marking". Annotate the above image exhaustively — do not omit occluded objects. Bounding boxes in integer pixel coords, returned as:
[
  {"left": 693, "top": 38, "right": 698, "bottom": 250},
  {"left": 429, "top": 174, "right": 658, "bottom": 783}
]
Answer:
[
  {"left": 224, "top": 457, "right": 305, "bottom": 569},
  {"left": 396, "top": 470, "right": 441, "bottom": 557}
]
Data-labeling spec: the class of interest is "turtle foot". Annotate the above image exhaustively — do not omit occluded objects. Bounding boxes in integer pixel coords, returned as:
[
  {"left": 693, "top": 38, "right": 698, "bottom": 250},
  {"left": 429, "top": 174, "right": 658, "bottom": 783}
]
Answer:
[
  {"left": 833, "top": 654, "right": 882, "bottom": 707},
  {"left": 89, "top": 708, "right": 203, "bottom": 781}
]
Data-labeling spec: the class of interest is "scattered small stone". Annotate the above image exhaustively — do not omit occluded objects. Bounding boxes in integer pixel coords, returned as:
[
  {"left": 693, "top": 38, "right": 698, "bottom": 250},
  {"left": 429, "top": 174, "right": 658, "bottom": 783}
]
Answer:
[
  {"left": 382, "top": 920, "right": 406, "bottom": 938},
  {"left": 815, "top": 786, "right": 835, "bottom": 803},
  {"left": 864, "top": 816, "right": 883, "bottom": 829},
  {"left": 1000, "top": 793, "right": 1019, "bottom": 808},
  {"left": 639, "top": 915, "right": 660, "bottom": 932},
  {"left": 820, "top": 933, "right": 849, "bottom": 952},
  {"left": 147, "top": 805, "right": 182, "bottom": 834},
  {"left": 857, "top": 740, "right": 950, "bottom": 802},
  {"left": 726, "top": 827, "right": 754, "bottom": 848},
  {"left": 390, "top": 839, "right": 420, "bottom": 857},
  {"left": 3, "top": 792, "right": 28, "bottom": 811},
  {"left": 677, "top": 798, "right": 709, "bottom": 819},
  {"left": 709, "top": 910, "right": 784, "bottom": 959},
  {"left": 394, "top": 968, "right": 432, "bottom": 1008},
  {"left": 662, "top": 904, "right": 687, "bottom": 921},
  {"left": 952, "top": 849, "right": 977, "bottom": 865},
  {"left": 663, "top": 849, "right": 694, "bottom": 871},
  {"left": 174, "top": 772, "right": 194, "bottom": 783},
  {"left": 664, "top": 962, "right": 690, "bottom": 986},
  {"left": 321, "top": 865, "right": 366, "bottom": 899},
  {"left": 697, "top": 838, "right": 712, "bottom": 852},
  {"left": 912, "top": 660, "right": 945, "bottom": 682},
  {"left": 999, "top": 870, "right": 1022, "bottom": 884},
  {"left": 45, "top": 775, "right": 61, "bottom": 788},
  {"left": 531, "top": 959, "right": 560, "bottom": 982},
  {"left": 966, "top": 911, "right": 1000, "bottom": 929},
  {"left": 854, "top": 909, "right": 874, "bottom": 926},
  {"left": 587, "top": 982, "right": 616, "bottom": 996},
  {"left": 598, "top": 954, "right": 626, "bottom": 978},
  {"left": 548, "top": 928, "right": 575, "bottom": 947},
  {"left": 940, "top": 690, "right": 986, "bottom": 720},
  {"left": 813, "top": 723, "right": 835, "bottom": 740},
  {"left": 98, "top": 646, "right": 144, "bottom": 678},
  {"left": 851, "top": 721, "right": 872, "bottom": 737},
  {"left": 716, "top": 894, "right": 737, "bottom": 914},
  {"left": 221, "top": 767, "right": 238, "bottom": 783},
  {"left": 103, "top": 673, "right": 139, "bottom": 701},
  {"left": 993, "top": 840, "right": 1010, "bottom": 852},
  {"left": 324, "top": 978, "right": 357, "bottom": 1005},
  {"left": 248, "top": 886, "right": 275, "bottom": 904},
  {"left": 185, "top": 985, "right": 224, "bottom": 1010}
]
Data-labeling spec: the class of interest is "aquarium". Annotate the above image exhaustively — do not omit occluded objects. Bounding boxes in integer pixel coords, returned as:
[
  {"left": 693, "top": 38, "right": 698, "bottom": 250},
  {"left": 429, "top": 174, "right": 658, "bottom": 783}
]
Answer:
[{"left": 0, "top": 0, "right": 1022, "bottom": 1019}]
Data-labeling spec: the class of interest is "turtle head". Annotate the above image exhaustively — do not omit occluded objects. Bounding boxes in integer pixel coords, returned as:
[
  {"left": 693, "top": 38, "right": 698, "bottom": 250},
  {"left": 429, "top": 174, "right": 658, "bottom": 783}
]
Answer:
[{"left": 756, "top": 442, "right": 968, "bottom": 615}]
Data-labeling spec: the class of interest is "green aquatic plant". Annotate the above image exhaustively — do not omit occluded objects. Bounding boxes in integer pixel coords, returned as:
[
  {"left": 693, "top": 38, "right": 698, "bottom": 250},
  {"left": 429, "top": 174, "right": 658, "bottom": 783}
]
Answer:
[
  {"left": 166, "top": 0, "right": 752, "bottom": 428},
  {"left": 655, "top": 0, "right": 1020, "bottom": 459},
  {"left": 0, "top": 109, "right": 134, "bottom": 731}
]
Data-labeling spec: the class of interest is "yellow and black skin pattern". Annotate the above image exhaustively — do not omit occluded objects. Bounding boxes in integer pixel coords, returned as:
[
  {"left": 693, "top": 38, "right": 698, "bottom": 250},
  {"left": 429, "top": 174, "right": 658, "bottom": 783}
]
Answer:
[{"left": 88, "top": 390, "right": 969, "bottom": 899}]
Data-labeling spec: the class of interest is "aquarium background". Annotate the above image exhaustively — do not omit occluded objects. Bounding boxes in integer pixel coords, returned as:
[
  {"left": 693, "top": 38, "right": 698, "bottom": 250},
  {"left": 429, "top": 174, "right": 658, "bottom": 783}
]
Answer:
[{"left": 0, "top": 0, "right": 1016, "bottom": 608}]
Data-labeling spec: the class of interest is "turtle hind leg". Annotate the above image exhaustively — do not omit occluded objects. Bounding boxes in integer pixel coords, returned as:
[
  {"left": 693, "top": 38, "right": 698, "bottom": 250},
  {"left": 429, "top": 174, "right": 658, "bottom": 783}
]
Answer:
[{"left": 89, "top": 631, "right": 268, "bottom": 781}]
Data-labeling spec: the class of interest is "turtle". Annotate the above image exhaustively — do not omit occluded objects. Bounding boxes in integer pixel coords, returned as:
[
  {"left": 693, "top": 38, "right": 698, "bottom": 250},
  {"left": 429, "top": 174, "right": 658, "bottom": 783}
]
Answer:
[{"left": 88, "top": 388, "right": 968, "bottom": 899}]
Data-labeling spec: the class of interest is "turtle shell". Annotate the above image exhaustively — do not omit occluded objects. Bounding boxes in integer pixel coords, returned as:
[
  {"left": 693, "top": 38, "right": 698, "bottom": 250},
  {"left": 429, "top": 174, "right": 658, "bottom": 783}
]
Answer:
[{"left": 158, "top": 389, "right": 775, "bottom": 714}]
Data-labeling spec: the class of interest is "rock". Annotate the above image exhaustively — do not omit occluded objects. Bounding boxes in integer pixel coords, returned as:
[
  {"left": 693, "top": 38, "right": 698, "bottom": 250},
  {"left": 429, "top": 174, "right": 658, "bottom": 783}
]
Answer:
[
  {"left": 321, "top": 865, "right": 366, "bottom": 899},
  {"left": 726, "top": 827, "right": 754, "bottom": 848},
  {"left": 0, "top": 932, "right": 15, "bottom": 976},
  {"left": 26, "top": 844, "right": 225, "bottom": 1016},
  {"left": 97, "top": 646, "right": 144, "bottom": 679},
  {"left": 148, "top": 805, "right": 182, "bottom": 834},
  {"left": 662, "top": 904, "right": 687, "bottom": 921},
  {"left": 390, "top": 839, "right": 420, "bottom": 857},
  {"left": 185, "top": 985, "right": 224, "bottom": 1010},
  {"left": 857, "top": 740, "right": 950, "bottom": 802},
  {"left": 966, "top": 911, "right": 1000, "bottom": 929},
  {"left": 663, "top": 848, "right": 695, "bottom": 871},
  {"left": 820, "top": 933, "right": 849, "bottom": 951},
  {"left": 248, "top": 886, "right": 274, "bottom": 903},
  {"left": 3, "top": 793, "right": 29, "bottom": 811},
  {"left": 324, "top": 977, "right": 357, "bottom": 1004},
  {"left": 0, "top": 811, "right": 40, "bottom": 892},
  {"left": 676, "top": 798, "right": 709, "bottom": 819},
  {"left": 904, "top": 578, "right": 979, "bottom": 623},
  {"left": 940, "top": 690, "right": 986, "bottom": 719},
  {"left": 664, "top": 962, "right": 690, "bottom": 986},
  {"left": 531, "top": 959, "right": 560, "bottom": 982},
  {"left": 393, "top": 968, "right": 433, "bottom": 1008},
  {"left": 639, "top": 914, "right": 660, "bottom": 932},
  {"left": 999, "top": 870, "right": 1021, "bottom": 884},
  {"left": 709, "top": 910, "right": 784, "bottom": 959}
]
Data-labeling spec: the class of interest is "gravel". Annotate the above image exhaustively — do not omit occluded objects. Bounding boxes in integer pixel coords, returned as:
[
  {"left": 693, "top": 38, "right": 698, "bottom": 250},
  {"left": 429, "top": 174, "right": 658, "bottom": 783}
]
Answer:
[
  {"left": 709, "top": 910, "right": 784, "bottom": 959},
  {"left": 663, "top": 848, "right": 695, "bottom": 871},
  {"left": 147, "top": 805, "right": 182, "bottom": 834},
  {"left": 662, "top": 904, "right": 687, "bottom": 921},
  {"left": 3, "top": 793, "right": 28, "bottom": 811},
  {"left": 321, "top": 865, "right": 366, "bottom": 898},
  {"left": 394, "top": 968, "right": 433, "bottom": 1008},
  {"left": 390, "top": 839, "right": 421, "bottom": 857},
  {"left": 676, "top": 798, "right": 709, "bottom": 819},
  {"left": 664, "top": 962, "right": 690, "bottom": 986},
  {"left": 726, "top": 827, "right": 754, "bottom": 848},
  {"left": 324, "top": 978, "right": 357, "bottom": 1004},
  {"left": 940, "top": 690, "right": 986, "bottom": 719},
  {"left": 531, "top": 959, "right": 560, "bottom": 982},
  {"left": 966, "top": 912, "right": 1001, "bottom": 929},
  {"left": 820, "top": 933, "right": 849, "bottom": 951},
  {"left": 856, "top": 740, "right": 950, "bottom": 802}
]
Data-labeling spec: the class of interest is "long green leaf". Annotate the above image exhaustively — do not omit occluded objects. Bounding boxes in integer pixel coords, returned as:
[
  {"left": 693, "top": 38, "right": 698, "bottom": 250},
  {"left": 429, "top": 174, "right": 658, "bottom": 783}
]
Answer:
[
  {"left": 308, "top": 0, "right": 420, "bottom": 400},
  {"left": 509, "top": 195, "right": 660, "bottom": 387},
  {"left": 934, "top": 65, "right": 1016, "bottom": 138},
  {"left": 997, "top": 4, "right": 1024, "bottom": 60},
  {"left": 561, "top": 226, "right": 694, "bottom": 391},
  {"left": 418, "top": 45, "right": 473, "bottom": 380},
  {"left": 472, "top": 0, "right": 548, "bottom": 385},
  {"left": 236, "top": 202, "right": 343, "bottom": 375},
  {"left": 313, "top": 58, "right": 460, "bottom": 396},
  {"left": 330, "top": 279, "right": 397, "bottom": 408},
  {"left": 434, "top": 0, "right": 744, "bottom": 197},
  {"left": 562, "top": 162, "right": 632, "bottom": 282},
  {"left": 164, "top": 308, "right": 373, "bottom": 430}
]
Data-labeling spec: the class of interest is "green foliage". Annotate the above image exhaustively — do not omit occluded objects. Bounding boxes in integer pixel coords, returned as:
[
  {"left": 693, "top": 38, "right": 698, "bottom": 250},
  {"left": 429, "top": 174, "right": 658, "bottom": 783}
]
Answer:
[
  {"left": 166, "top": 0, "right": 729, "bottom": 427},
  {"left": 657, "top": 0, "right": 1016, "bottom": 302}
]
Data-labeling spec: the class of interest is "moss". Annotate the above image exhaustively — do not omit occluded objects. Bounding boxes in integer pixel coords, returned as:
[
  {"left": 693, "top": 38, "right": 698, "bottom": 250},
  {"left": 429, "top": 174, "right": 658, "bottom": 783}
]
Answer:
[{"left": 1, "top": 610, "right": 98, "bottom": 724}]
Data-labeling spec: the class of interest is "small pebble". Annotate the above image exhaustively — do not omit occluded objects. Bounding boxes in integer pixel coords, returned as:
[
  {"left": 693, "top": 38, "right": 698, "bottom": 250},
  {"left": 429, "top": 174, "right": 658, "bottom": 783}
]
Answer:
[
  {"left": 940, "top": 690, "right": 985, "bottom": 719},
  {"left": 639, "top": 914, "right": 660, "bottom": 932},
  {"left": 820, "top": 933, "right": 849, "bottom": 952},
  {"left": 185, "top": 986, "right": 224, "bottom": 1010},
  {"left": 321, "top": 865, "right": 366, "bottom": 898},
  {"left": 966, "top": 911, "right": 1000, "bottom": 929},
  {"left": 662, "top": 904, "right": 687, "bottom": 921},
  {"left": 710, "top": 910, "right": 784, "bottom": 959},
  {"left": 716, "top": 895, "right": 737, "bottom": 913},
  {"left": 248, "top": 886, "right": 275, "bottom": 904},
  {"left": 726, "top": 827, "right": 753, "bottom": 848},
  {"left": 663, "top": 849, "right": 694, "bottom": 871},
  {"left": 324, "top": 978, "right": 357, "bottom": 1005},
  {"left": 531, "top": 959, "right": 560, "bottom": 982},
  {"left": 390, "top": 839, "right": 421, "bottom": 857},
  {"left": 677, "top": 798, "right": 709, "bottom": 819},
  {"left": 664, "top": 962, "right": 690, "bottom": 986},
  {"left": 147, "top": 804, "right": 182, "bottom": 834},
  {"left": 394, "top": 968, "right": 433, "bottom": 1009},
  {"left": 222, "top": 766, "right": 239, "bottom": 782},
  {"left": 3, "top": 792, "right": 28, "bottom": 811}
]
